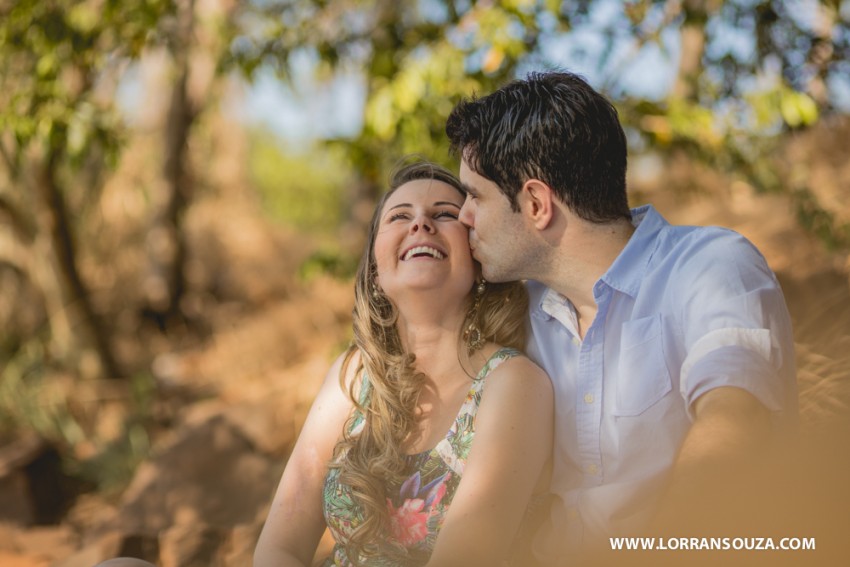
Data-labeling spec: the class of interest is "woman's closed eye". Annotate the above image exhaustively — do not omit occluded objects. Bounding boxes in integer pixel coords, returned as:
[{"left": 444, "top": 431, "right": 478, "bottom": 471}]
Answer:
[
  {"left": 435, "top": 210, "right": 459, "bottom": 220},
  {"left": 388, "top": 212, "right": 410, "bottom": 222}
]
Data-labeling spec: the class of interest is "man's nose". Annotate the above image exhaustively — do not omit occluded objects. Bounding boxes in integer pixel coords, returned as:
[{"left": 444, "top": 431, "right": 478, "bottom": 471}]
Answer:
[{"left": 458, "top": 196, "right": 475, "bottom": 228}]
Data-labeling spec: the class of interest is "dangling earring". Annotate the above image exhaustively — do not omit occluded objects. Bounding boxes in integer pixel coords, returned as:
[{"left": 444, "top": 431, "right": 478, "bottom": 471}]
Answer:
[{"left": 464, "top": 279, "right": 487, "bottom": 354}]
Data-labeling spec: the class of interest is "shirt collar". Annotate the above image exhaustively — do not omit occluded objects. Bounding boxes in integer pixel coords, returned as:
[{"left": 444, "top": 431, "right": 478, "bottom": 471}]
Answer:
[{"left": 599, "top": 204, "right": 667, "bottom": 298}]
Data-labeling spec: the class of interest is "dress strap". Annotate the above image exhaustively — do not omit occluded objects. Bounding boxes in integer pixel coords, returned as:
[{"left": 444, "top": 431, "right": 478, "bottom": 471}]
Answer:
[{"left": 473, "top": 347, "right": 522, "bottom": 381}]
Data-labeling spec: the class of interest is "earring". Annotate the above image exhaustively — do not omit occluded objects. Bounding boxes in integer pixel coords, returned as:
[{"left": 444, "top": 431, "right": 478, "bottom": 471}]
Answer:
[
  {"left": 464, "top": 279, "right": 487, "bottom": 354},
  {"left": 371, "top": 279, "right": 384, "bottom": 300}
]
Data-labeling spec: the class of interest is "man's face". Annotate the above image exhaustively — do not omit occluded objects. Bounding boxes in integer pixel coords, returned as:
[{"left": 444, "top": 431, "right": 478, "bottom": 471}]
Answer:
[{"left": 458, "top": 159, "right": 528, "bottom": 282}]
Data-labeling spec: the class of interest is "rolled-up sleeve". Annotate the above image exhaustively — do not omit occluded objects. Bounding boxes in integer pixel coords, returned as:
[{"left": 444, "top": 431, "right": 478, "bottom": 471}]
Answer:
[{"left": 673, "top": 230, "right": 796, "bottom": 419}]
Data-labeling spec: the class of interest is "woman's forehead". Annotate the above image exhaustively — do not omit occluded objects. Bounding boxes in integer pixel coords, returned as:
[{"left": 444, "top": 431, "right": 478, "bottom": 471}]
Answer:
[{"left": 383, "top": 179, "right": 464, "bottom": 210}]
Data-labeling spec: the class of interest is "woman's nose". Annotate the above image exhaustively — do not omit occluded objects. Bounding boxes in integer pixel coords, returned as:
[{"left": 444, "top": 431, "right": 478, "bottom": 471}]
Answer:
[{"left": 411, "top": 215, "right": 434, "bottom": 233}]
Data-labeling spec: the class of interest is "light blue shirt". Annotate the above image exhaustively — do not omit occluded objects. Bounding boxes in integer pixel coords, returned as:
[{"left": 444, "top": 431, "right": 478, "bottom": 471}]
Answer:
[{"left": 526, "top": 205, "right": 797, "bottom": 561}]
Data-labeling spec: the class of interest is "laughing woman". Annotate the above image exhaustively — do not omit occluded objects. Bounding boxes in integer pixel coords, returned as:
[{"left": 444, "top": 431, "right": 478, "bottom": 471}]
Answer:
[{"left": 255, "top": 160, "right": 552, "bottom": 567}]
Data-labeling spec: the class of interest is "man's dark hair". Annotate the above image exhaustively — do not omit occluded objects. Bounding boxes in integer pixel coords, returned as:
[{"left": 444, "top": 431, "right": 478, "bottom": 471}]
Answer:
[{"left": 446, "top": 71, "right": 631, "bottom": 223}]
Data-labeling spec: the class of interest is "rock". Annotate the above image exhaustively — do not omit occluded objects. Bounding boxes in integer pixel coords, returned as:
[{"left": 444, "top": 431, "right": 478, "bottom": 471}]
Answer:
[{"left": 115, "top": 413, "right": 279, "bottom": 534}]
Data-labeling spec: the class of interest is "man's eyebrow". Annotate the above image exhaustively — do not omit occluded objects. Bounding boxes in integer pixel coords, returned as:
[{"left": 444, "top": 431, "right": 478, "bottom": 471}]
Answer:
[{"left": 461, "top": 183, "right": 477, "bottom": 195}]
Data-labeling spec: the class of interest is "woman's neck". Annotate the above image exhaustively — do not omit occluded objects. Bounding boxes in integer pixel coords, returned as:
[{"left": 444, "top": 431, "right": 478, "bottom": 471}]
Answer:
[{"left": 396, "top": 315, "right": 466, "bottom": 379}]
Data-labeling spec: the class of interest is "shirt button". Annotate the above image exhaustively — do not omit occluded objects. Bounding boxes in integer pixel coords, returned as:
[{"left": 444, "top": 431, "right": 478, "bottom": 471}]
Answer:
[
  {"left": 583, "top": 393, "right": 594, "bottom": 404},
  {"left": 571, "top": 337, "right": 581, "bottom": 346},
  {"left": 586, "top": 463, "right": 599, "bottom": 475}
]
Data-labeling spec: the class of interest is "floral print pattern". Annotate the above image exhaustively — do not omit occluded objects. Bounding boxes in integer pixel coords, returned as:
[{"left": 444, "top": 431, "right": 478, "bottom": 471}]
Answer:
[{"left": 321, "top": 348, "right": 519, "bottom": 567}]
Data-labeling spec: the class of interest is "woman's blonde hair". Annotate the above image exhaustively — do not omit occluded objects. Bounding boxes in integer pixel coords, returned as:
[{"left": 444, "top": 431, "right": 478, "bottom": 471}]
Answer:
[{"left": 331, "top": 158, "right": 528, "bottom": 564}]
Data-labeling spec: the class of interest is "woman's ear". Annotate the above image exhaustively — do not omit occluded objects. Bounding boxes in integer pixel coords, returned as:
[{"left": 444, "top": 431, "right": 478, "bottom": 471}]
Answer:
[{"left": 519, "top": 179, "right": 555, "bottom": 230}]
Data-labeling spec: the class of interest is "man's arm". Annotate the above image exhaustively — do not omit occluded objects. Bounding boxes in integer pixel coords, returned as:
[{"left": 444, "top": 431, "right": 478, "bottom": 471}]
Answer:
[{"left": 651, "top": 386, "right": 772, "bottom": 532}]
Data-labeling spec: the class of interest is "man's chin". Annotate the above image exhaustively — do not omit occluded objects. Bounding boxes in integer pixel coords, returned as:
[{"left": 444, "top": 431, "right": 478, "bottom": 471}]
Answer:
[{"left": 480, "top": 264, "right": 507, "bottom": 283}]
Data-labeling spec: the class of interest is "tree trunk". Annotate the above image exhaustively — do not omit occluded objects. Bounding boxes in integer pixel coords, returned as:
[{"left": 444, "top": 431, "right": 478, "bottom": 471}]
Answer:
[
  {"left": 673, "top": 0, "right": 713, "bottom": 102},
  {"left": 142, "top": 0, "right": 196, "bottom": 328},
  {"left": 36, "top": 147, "right": 122, "bottom": 379}
]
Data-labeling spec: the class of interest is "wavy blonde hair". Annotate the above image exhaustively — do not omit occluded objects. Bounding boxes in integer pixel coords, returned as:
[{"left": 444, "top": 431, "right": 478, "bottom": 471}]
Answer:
[{"left": 331, "top": 159, "right": 528, "bottom": 564}]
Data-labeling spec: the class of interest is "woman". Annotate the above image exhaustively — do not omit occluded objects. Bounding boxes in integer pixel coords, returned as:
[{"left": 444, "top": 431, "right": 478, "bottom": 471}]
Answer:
[
  {"left": 254, "top": 160, "right": 552, "bottom": 567},
  {"left": 97, "top": 160, "right": 552, "bottom": 567}
]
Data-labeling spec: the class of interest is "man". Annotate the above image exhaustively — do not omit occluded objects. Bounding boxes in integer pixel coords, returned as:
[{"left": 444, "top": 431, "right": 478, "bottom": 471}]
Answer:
[{"left": 446, "top": 71, "right": 797, "bottom": 563}]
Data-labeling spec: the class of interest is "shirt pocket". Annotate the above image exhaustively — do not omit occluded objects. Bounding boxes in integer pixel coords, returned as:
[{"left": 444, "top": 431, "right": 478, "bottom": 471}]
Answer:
[{"left": 614, "top": 314, "right": 672, "bottom": 417}]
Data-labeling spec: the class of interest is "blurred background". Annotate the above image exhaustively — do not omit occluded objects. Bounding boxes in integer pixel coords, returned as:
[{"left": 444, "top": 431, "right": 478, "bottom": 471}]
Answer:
[{"left": 1, "top": 1, "right": 849, "bottom": 565}]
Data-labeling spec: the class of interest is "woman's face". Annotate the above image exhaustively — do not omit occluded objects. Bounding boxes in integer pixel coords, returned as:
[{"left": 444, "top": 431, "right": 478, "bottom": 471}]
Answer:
[{"left": 373, "top": 178, "right": 474, "bottom": 306}]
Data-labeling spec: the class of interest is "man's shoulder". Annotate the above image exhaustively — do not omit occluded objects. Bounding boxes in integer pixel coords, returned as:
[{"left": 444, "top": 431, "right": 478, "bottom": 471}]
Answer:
[{"left": 653, "top": 222, "right": 766, "bottom": 269}]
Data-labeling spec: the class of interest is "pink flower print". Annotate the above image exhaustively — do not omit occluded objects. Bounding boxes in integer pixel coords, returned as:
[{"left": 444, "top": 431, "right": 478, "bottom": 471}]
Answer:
[
  {"left": 386, "top": 471, "right": 452, "bottom": 546},
  {"left": 387, "top": 496, "right": 429, "bottom": 545}
]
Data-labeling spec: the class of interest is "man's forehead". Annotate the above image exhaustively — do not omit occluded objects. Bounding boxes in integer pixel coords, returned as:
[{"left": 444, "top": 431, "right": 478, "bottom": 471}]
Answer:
[{"left": 458, "top": 160, "right": 485, "bottom": 186}]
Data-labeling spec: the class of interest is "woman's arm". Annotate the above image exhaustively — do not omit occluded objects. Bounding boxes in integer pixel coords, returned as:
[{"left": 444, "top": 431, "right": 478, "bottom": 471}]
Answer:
[
  {"left": 253, "top": 351, "right": 358, "bottom": 567},
  {"left": 425, "top": 355, "right": 553, "bottom": 567}
]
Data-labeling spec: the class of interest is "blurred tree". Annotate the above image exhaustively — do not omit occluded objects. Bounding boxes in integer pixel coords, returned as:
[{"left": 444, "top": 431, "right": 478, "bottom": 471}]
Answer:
[
  {"left": 140, "top": 0, "right": 230, "bottom": 329},
  {"left": 0, "top": 0, "right": 176, "bottom": 379},
  {"left": 612, "top": 0, "right": 849, "bottom": 247},
  {"left": 141, "top": 0, "right": 198, "bottom": 330}
]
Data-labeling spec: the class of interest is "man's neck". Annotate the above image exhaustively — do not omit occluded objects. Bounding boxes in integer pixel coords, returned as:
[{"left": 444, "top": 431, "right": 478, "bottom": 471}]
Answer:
[{"left": 542, "top": 217, "right": 635, "bottom": 337}]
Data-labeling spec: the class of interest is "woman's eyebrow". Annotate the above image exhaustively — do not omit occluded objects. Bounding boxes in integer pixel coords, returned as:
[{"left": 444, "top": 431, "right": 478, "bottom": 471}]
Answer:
[{"left": 386, "top": 201, "right": 461, "bottom": 212}]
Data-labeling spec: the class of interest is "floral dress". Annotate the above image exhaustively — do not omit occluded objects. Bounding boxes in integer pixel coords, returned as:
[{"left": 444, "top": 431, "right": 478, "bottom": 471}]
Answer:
[{"left": 321, "top": 348, "right": 520, "bottom": 567}]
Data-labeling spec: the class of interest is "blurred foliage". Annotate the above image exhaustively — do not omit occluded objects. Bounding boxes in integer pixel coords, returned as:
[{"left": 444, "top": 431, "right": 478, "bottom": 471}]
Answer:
[
  {"left": 298, "top": 246, "right": 361, "bottom": 281},
  {"left": 0, "top": 0, "right": 179, "bottom": 384},
  {"left": 0, "top": 0, "right": 174, "bottom": 163},
  {"left": 224, "top": 0, "right": 849, "bottom": 246},
  {"left": 225, "top": 0, "right": 562, "bottom": 192},
  {"left": 68, "top": 373, "right": 155, "bottom": 496},
  {"left": 248, "top": 131, "right": 350, "bottom": 233},
  {"left": 0, "top": 328, "right": 154, "bottom": 494},
  {"left": 792, "top": 187, "right": 850, "bottom": 250}
]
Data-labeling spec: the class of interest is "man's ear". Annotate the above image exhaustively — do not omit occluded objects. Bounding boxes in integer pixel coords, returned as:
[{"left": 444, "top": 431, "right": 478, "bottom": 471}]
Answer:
[{"left": 519, "top": 179, "right": 555, "bottom": 230}]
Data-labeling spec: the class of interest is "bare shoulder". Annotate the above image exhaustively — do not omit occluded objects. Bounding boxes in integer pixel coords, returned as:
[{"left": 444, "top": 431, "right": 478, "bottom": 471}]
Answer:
[
  {"left": 321, "top": 346, "right": 361, "bottom": 392},
  {"left": 488, "top": 350, "right": 551, "bottom": 391},
  {"left": 300, "top": 347, "right": 360, "bottom": 431},
  {"left": 479, "top": 350, "right": 552, "bottom": 409}
]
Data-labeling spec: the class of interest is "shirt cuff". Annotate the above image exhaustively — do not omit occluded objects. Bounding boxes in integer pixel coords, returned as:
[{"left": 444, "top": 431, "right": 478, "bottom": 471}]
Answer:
[{"left": 680, "top": 328, "right": 784, "bottom": 418}]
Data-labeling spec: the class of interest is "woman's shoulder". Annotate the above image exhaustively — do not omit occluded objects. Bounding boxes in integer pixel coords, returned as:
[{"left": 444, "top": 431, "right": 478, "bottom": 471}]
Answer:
[
  {"left": 326, "top": 346, "right": 364, "bottom": 390},
  {"left": 479, "top": 345, "right": 551, "bottom": 393}
]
